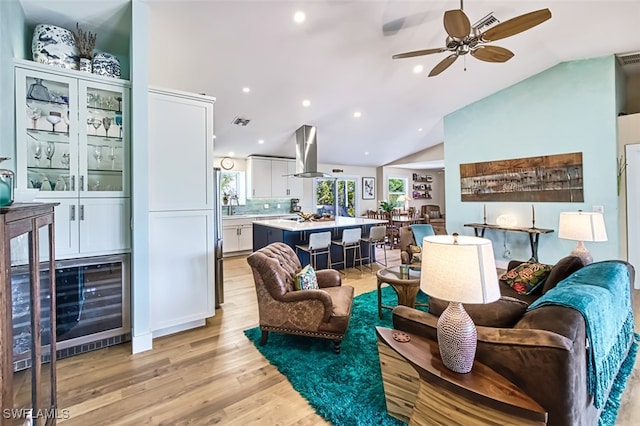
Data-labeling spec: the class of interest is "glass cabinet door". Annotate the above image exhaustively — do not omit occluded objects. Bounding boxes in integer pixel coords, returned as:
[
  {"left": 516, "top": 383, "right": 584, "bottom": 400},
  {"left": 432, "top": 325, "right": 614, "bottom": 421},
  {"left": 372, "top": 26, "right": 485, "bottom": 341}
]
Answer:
[
  {"left": 16, "top": 68, "right": 79, "bottom": 197},
  {"left": 79, "top": 81, "right": 128, "bottom": 196}
]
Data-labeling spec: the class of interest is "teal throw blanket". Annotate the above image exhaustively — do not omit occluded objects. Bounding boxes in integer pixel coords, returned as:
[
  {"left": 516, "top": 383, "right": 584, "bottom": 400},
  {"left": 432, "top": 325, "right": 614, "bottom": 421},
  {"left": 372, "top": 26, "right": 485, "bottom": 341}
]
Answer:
[
  {"left": 528, "top": 261, "right": 635, "bottom": 409},
  {"left": 410, "top": 224, "right": 435, "bottom": 248}
]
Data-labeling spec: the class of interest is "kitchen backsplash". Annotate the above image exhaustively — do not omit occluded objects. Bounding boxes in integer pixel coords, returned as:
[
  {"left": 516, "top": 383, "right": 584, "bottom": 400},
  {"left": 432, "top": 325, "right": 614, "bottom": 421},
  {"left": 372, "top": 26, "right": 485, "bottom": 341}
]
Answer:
[{"left": 222, "top": 198, "right": 293, "bottom": 216}]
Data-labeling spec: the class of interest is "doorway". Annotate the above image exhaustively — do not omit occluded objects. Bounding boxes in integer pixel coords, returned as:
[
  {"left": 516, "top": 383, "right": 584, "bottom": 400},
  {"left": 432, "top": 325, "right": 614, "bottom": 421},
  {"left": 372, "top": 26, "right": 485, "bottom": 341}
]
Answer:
[{"left": 315, "top": 178, "right": 357, "bottom": 217}]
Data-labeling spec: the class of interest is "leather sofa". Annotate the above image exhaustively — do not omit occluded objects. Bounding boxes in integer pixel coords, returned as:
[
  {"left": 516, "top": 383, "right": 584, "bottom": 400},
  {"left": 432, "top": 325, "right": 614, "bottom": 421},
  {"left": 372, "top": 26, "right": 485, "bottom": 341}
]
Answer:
[{"left": 392, "top": 258, "right": 636, "bottom": 426}]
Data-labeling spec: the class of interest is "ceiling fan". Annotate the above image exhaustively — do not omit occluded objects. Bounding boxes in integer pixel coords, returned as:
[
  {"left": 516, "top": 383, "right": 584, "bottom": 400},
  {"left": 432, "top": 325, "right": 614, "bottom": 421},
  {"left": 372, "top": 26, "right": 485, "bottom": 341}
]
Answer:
[{"left": 392, "top": 1, "right": 552, "bottom": 77}]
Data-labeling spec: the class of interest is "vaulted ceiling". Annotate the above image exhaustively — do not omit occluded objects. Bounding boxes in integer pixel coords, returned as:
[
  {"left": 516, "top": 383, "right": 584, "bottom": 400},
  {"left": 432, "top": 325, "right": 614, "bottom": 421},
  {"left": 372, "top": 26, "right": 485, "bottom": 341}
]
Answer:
[{"left": 19, "top": 1, "right": 640, "bottom": 167}]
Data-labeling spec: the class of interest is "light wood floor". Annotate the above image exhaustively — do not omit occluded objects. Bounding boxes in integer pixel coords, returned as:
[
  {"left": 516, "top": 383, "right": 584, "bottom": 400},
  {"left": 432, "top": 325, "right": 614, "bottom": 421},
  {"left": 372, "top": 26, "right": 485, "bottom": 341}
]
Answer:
[{"left": 55, "top": 249, "right": 640, "bottom": 425}]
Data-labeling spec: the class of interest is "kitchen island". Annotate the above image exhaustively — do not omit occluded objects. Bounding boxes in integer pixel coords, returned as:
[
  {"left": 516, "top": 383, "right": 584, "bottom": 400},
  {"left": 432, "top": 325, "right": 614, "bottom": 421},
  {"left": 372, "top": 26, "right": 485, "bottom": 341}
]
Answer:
[{"left": 253, "top": 216, "right": 387, "bottom": 268}]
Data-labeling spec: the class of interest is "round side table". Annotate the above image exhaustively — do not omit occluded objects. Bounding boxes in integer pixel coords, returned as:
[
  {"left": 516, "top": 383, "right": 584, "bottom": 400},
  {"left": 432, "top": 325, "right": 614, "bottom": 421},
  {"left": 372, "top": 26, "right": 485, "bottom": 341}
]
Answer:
[{"left": 376, "top": 265, "right": 422, "bottom": 318}]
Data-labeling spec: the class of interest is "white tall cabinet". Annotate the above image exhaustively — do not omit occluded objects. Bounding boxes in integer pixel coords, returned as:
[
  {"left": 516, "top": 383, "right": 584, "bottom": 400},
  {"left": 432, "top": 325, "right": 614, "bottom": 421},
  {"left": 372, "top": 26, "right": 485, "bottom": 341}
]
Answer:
[
  {"left": 148, "top": 87, "right": 216, "bottom": 337},
  {"left": 622, "top": 113, "right": 640, "bottom": 290}
]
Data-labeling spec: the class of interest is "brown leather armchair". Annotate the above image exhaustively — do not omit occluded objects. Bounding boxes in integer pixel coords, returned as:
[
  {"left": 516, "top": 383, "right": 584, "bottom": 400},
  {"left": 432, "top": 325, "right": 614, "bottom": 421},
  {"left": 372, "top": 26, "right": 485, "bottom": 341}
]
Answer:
[{"left": 246, "top": 242, "right": 355, "bottom": 353}]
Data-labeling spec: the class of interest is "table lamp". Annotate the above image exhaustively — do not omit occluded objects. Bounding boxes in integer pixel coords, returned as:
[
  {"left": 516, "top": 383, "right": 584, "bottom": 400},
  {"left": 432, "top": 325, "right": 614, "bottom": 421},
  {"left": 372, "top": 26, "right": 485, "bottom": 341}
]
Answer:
[
  {"left": 420, "top": 234, "right": 500, "bottom": 373},
  {"left": 397, "top": 194, "right": 410, "bottom": 211},
  {"left": 558, "top": 211, "right": 607, "bottom": 265}
]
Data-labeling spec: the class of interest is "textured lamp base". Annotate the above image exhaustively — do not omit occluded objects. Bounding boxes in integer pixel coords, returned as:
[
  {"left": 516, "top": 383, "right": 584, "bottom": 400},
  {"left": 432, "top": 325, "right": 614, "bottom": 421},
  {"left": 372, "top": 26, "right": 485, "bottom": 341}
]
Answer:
[
  {"left": 437, "top": 302, "right": 477, "bottom": 373},
  {"left": 570, "top": 241, "right": 593, "bottom": 265}
]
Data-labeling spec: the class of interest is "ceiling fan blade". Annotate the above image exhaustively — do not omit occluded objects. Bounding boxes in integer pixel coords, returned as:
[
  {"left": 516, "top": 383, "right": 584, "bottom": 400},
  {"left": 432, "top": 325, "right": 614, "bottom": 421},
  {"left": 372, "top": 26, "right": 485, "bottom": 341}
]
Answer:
[
  {"left": 428, "top": 54, "right": 458, "bottom": 77},
  {"left": 443, "top": 9, "right": 471, "bottom": 39},
  {"left": 392, "top": 48, "right": 446, "bottom": 59},
  {"left": 471, "top": 45, "right": 514, "bottom": 63},
  {"left": 481, "top": 9, "right": 552, "bottom": 42}
]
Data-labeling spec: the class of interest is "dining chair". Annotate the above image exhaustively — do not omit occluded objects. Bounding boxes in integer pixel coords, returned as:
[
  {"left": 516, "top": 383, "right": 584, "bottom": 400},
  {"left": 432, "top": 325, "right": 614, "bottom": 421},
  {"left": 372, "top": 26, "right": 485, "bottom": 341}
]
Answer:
[
  {"left": 360, "top": 225, "right": 387, "bottom": 270},
  {"left": 331, "top": 228, "right": 363, "bottom": 276},
  {"left": 295, "top": 231, "right": 332, "bottom": 270}
]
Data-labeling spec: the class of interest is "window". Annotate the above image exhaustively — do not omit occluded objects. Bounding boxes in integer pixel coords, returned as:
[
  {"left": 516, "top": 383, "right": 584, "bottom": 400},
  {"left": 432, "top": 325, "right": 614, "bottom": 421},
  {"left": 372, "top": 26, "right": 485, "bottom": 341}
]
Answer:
[
  {"left": 221, "top": 171, "right": 246, "bottom": 205},
  {"left": 315, "top": 178, "right": 357, "bottom": 217},
  {"left": 387, "top": 177, "right": 408, "bottom": 204}
]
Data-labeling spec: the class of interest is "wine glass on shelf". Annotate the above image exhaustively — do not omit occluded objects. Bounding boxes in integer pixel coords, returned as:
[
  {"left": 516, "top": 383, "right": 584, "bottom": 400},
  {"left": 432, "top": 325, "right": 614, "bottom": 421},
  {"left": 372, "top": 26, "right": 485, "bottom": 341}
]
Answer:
[
  {"left": 61, "top": 152, "right": 70, "bottom": 169},
  {"left": 109, "top": 146, "right": 117, "bottom": 170},
  {"left": 87, "top": 117, "right": 101, "bottom": 135},
  {"left": 63, "top": 110, "right": 70, "bottom": 133},
  {"left": 33, "top": 141, "right": 42, "bottom": 167},
  {"left": 115, "top": 111, "right": 123, "bottom": 138},
  {"left": 46, "top": 111, "right": 62, "bottom": 132},
  {"left": 45, "top": 142, "right": 56, "bottom": 168},
  {"left": 102, "top": 117, "right": 113, "bottom": 137},
  {"left": 26, "top": 104, "right": 41, "bottom": 129},
  {"left": 115, "top": 96, "right": 122, "bottom": 111},
  {"left": 93, "top": 145, "right": 103, "bottom": 169}
]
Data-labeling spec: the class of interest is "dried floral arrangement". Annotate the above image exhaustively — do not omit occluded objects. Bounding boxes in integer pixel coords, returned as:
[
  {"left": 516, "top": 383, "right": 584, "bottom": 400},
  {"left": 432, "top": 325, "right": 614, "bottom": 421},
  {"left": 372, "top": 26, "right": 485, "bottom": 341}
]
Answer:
[{"left": 73, "top": 23, "right": 97, "bottom": 59}]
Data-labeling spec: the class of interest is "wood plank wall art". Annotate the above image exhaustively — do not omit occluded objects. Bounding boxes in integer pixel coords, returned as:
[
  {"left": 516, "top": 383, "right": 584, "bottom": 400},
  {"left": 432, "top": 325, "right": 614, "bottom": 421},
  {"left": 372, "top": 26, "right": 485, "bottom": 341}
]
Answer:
[{"left": 460, "top": 152, "right": 584, "bottom": 202}]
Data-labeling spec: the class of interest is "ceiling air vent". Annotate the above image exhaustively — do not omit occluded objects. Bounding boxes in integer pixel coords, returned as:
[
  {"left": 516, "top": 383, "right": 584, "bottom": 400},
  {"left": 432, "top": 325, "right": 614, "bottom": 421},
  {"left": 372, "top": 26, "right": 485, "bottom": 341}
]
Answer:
[
  {"left": 616, "top": 52, "right": 640, "bottom": 66},
  {"left": 473, "top": 13, "right": 499, "bottom": 33},
  {"left": 232, "top": 116, "right": 251, "bottom": 126}
]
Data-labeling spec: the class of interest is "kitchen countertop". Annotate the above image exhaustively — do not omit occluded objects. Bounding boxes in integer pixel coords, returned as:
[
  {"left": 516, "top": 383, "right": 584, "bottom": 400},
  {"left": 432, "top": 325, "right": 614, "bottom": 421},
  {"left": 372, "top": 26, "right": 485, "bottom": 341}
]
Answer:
[
  {"left": 253, "top": 216, "right": 387, "bottom": 231},
  {"left": 223, "top": 213, "right": 297, "bottom": 220}
]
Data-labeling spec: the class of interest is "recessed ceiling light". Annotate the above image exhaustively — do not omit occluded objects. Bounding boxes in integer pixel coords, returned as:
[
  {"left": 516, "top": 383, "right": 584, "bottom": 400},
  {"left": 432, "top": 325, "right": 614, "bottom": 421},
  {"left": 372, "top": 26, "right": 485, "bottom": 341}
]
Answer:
[
  {"left": 413, "top": 65, "right": 424, "bottom": 74},
  {"left": 242, "top": 87, "right": 250, "bottom": 93},
  {"left": 364, "top": 151, "right": 369, "bottom": 156},
  {"left": 228, "top": 151, "right": 234, "bottom": 156},
  {"left": 353, "top": 111, "right": 362, "bottom": 118},
  {"left": 258, "top": 139, "right": 264, "bottom": 144},
  {"left": 302, "top": 99, "right": 311, "bottom": 107},
  {"left": 293, "top": 11, "right": 306, "bottom": 24},
  {"left": 418, "top": 128, "right": 423, "bottom": 132}
]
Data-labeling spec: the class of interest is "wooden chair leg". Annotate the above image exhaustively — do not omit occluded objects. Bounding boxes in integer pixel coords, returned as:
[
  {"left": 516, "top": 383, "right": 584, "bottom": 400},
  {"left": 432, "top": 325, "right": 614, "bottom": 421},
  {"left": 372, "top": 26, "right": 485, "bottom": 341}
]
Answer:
[
  {"left": 260, "top": 330, "right": 269, "bottom": 345},
  {"left": 333, "top": 339, "right": 342, "bottom": 354}
]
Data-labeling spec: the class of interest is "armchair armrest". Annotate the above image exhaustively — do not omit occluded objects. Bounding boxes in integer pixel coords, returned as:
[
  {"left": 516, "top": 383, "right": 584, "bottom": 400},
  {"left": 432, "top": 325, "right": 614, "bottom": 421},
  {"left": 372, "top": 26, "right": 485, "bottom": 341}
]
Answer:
[
  {"left": 282, "top": 289, "right": 334, "bottom": 322},
  {"left": 317, "top": 269, "right": 342, "bottom": 288}
]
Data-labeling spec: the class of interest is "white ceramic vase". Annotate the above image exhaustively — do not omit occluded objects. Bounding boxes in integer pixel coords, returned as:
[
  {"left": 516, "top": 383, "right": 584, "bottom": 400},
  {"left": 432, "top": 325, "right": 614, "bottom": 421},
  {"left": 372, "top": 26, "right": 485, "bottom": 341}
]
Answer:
[{"left": 32, "top": 24, "right": 79, "bottom": 70}]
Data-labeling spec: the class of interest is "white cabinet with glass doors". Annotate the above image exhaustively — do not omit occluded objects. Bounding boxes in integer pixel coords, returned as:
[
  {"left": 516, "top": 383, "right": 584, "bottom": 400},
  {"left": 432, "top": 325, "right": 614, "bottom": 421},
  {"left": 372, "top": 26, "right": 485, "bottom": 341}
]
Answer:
[{"left": 14, "top": 61, "right": 130, "bottom": 259}]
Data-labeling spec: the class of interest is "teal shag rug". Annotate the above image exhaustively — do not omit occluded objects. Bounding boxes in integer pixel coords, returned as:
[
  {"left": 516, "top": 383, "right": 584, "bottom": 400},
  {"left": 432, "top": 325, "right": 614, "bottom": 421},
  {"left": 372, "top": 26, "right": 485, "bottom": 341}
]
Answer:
[{"left": 244, "top": 286, "right": 639, "bottom": 426}]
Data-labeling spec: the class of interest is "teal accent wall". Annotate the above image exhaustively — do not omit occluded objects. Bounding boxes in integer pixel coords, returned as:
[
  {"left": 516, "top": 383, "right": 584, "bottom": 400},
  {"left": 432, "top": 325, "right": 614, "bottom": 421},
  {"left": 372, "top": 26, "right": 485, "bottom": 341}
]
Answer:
[{"left": 444, "top": 56, "right": 619, "bottom": 265}]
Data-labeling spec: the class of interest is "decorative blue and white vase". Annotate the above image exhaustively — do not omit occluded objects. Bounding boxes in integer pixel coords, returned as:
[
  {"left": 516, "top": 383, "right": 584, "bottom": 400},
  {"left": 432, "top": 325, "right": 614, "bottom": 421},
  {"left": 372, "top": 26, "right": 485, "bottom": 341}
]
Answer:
[
  {"left": 31, "top": 24, "right": 79, "bottom": 70},
  {"left": 79, "top": 58, "right": 92, "bottom": 73},
  {"left": 92, "top": 52, "right": 121, "bottom": 79}
]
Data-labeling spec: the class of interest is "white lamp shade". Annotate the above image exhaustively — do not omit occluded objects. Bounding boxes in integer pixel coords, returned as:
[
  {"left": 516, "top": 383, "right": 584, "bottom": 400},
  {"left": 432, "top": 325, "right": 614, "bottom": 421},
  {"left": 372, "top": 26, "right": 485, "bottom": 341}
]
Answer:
[
  {"left": 420, "top": 235, "right": 500, "bottom": 304},
  {"left": 558, "top": 212, "right": 608, "bottom": 242}
]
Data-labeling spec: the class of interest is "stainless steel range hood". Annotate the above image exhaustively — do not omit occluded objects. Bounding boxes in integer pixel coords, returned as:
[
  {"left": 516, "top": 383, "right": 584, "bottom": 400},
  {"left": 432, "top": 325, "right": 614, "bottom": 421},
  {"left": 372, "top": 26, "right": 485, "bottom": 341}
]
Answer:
[{"left": 293, "top": 125, "right": 331, "bottom": 178}]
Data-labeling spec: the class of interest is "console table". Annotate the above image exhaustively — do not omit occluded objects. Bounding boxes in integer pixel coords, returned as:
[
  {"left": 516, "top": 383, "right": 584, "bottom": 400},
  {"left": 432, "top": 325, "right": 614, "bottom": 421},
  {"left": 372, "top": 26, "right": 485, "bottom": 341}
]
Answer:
[
  {"left": 464, "top": 223, "right": 554, "bottom": 261},
  {"left": 376, "top": 327, "right": 547, "bottom": 425}
]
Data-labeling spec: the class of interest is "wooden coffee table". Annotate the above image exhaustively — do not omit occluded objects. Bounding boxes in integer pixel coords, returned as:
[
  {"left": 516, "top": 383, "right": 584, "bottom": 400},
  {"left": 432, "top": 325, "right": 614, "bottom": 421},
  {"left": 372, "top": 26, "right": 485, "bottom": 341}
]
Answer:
[
  {"left": 376, "top": 265, "right": 423, "bottom": 318},
  {"left": 376, "top": 327, "right": 547, "bottom": 425}
]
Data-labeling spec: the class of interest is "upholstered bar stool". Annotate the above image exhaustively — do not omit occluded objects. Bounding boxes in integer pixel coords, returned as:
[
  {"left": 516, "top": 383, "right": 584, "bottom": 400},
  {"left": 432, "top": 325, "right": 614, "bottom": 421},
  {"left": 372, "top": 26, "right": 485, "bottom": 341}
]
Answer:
[
  {"left": 360, "top": 225, "right": 387, "bottom": 270},
  {"left": 332, "top": 228, "right": 363, "bottom": 276},
  {"left": 295, "top": 231, "right": 332, "bottom": 269}
]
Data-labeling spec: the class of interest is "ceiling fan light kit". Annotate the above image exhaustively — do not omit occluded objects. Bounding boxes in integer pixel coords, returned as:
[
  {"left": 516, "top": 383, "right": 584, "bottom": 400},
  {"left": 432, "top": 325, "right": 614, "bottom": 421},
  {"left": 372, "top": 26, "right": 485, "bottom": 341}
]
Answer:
[{"left": 393, "top": 2, "right": 552, "bottom": 77}]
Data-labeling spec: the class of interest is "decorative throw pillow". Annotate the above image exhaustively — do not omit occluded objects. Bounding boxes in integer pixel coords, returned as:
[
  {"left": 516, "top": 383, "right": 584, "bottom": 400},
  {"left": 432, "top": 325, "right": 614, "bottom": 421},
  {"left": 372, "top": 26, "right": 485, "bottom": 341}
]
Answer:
[
  {"left": 542, "top": 256, "right": 584, "bottom": 294},
  {"left": 294, "top": 264, "right": 319, "bottom": 290},
  {"left": 428, "top": 296, "right": 528, "bottom": 328},
  {"left": 408, "top": 244, "right": 422, "bottom": 263},
  {"left": 499, "top": 262, "right": 553, "bottom": 295}
]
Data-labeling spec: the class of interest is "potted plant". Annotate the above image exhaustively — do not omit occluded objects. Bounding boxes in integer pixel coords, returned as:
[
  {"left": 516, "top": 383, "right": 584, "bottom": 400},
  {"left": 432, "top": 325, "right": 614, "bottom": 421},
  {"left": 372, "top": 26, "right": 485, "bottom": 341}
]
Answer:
[
  {"left": 73, "top": 23, "right": 96, "bottom": 72},
  {"left": 379, "top": 200, "right": 396, "bottom": 212},
  {"left": 221, "top": 174, "right": 233, "bottom": 205}
]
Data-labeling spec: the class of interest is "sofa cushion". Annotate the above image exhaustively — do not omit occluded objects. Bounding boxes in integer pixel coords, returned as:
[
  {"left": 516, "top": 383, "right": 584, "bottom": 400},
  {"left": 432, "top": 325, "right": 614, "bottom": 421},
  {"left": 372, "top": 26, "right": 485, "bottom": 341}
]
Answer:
[
  {"left": 542, "top": 255, "right": 584, "bottom": 294},
  {"left": 428, "top": 296, "right": 528, "bottom": 327},
  {"left": 500, "top": 262, "right": 553, "bottom": 295},
  {"left": 294, "top": 264, "right": 319, "bottom": 290},
  {"left": 408, "top": 244, "right": 422, "bottom": 263}
]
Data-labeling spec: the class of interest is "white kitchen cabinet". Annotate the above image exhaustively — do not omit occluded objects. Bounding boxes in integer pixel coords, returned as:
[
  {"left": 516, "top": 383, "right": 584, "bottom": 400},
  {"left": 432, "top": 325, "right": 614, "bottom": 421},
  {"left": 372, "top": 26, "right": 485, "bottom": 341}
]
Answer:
[
  {"left": 223, "top": 217, "right": 254, "bottom": 254},
  {"left": 14, "top": 60, "right": 131, "bottom": 260},
  {"left": 246, "top": 157, "right": 272, "bottom": 198},
  {"left": 149, "top": 210, "right": 214, "bottom": 334},
  {"left": 148, "top": 89, "right": 214, "bottom": 211},
  {"left": 247, "top": 156, "right": 302, "bottom": 198},
  {"left": 147, "top": 87, "right": 217, "bottom": 337}
]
